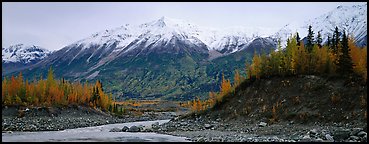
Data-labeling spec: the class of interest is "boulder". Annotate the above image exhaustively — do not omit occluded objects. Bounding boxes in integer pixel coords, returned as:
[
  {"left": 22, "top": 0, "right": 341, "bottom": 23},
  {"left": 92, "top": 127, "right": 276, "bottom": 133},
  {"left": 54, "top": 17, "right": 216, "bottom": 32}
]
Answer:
[
  {"left": 152, "top": 122, "right": 159, "bottom": 127},
  {"left": 357, "top": 131, "right": 367, "bottom": 137},
  {"left": 349, "top": 136, "right": 360, "bottom": 141},
  {"left": 122, "top": 126, "right": 129, "bottom": 132},
  {"left": 309, "top": 129, "right": 318, "bottom": 136},
  {"left": 205, "top": 124, "right": 213, "bottom": 129},
  {"left": 333, "top": 128, "right": 351, "bottom": 141},
  {"left": 351, "top": 128, "right": 363, "bottom": 136},
  {"left": 325, "top": 134, "right": 334, "bottom": 142},
  {"left": 128, "top": 125, "right": 141, "bottom": 132},
  {"left": 258, "top": 122, "right": 267, "bottom": 127},
  {"left": 109, "top": 127, "right": 122, "bottom": 132}
]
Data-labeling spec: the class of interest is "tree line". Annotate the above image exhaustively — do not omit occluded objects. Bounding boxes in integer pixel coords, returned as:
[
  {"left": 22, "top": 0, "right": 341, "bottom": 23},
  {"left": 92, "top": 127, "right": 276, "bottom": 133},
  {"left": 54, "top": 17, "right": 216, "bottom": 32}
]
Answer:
[{"left": 2, "top": 67, "right": 116, "bottom": 112}]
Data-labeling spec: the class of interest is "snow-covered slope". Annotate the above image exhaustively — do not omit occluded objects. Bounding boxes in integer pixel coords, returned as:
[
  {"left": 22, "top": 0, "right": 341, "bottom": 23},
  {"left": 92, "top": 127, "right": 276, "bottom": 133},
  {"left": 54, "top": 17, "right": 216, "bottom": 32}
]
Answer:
[
  {"left": 2, "top": 44, "right": 51, "bottom": 64},
  {"left": 274, "top": 4, "right": 367, "bottom": 46},
  {"left": 66, "top": 16, "right": 273, "bottom": 57},
  {"left": 67, "top": 3, "right": 366, "bottom": 59}
]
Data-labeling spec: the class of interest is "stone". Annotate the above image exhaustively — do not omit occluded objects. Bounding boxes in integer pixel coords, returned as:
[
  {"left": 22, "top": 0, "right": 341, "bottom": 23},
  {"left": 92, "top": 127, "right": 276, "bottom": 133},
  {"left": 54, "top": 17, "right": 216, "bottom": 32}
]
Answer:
[
  {"left": 309, "top": 129, "right": 318, "bottom": 135},
  {"left": 362, "top": 134, "right": 367, "bottom": 142},
  {"left": 258, "top": 122, "right": 267, "bottom": 127},
  {"left": 180, "top": 122, "right": 187, "bottom": 126},
  {"left": 314, "top": 138, "right": 323, "bottom": 142},
  {"left": 197, "top": 137, "right": 205, "bottom": 142},
  {"left": 128, "top": 125, "right": 141, "bottom": 132},
  {"left": 349, "top": 136, "right": 360, "bottom": 141},
  {"left": 143, "top": 128, "right": 153, "bottom": 132},
  {"left": 302, "top": 135, "right": 311, "bottom": 140},
  {"left": 152, "top": 122, "right": 159, "bottom": 127},
  {"left": 121, "top": 126, "right": 129, "bottom": 132},
  {"left": 204, "top": 124, "right": 213, "bottom": 129},
  {"left": 109, "top": 127, "right": 121, "bottom": 132},
  {"left": 325, "top": 134, "right": 334, "bottom": 142},
  {"left": 333, "top": 128, "right": 351, "bottom": 140},
  {"left": 289, "top": 121, "right": 294, "bottom": 125},
  {"left": 351, "top": 128, "right": 363, "bottom": 136},
  {"left": 357, "top": 131, "right": 367, "bottom": 137}
]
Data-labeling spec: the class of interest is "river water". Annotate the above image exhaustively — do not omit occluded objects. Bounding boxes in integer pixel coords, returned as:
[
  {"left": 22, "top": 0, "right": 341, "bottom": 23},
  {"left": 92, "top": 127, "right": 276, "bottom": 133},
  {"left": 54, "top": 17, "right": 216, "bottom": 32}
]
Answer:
[{"left": 2, "top": 119, "right": 190, "bottom": 142}]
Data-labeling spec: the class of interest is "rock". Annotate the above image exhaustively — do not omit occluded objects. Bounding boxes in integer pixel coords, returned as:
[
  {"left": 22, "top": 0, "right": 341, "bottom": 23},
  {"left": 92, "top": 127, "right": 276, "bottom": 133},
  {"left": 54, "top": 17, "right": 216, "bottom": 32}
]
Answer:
[
  {"left": 180, "top": 122, "right": 187, "bottom": 126},
  {"left": 291, "top": 135, "right": 300, "bottom": 141},
  {"left": 302, "top": 135, "right": 311, "bottom": 140},
  {"left": 266, "top": 81, "right": 272, "bottom": 85},
  {"left": 109, "top": 127, "right": 121, "bottom": 132},
  {"left": 351, "top": 128, "right": 363, "bottom": 136},
  {"left": 357, "top": 131, "right": 367, "bottom": 137},
  {"left": 362, "top": 134, "right": 367, "bottom": 142},
  {"left": 349, "top": 136, "right": 360, "bottom": 141},
  {"left": 143, "top": 128, "right": 153, "bottom": 132},
  {"left": 197, "top": 137, "right": 205, "bottom": 142},
  {"left": 333, "top": 128, "right": 351, "bottom": 140},
  {"left": 325, "top": 134, "right": 334, "bottom": 142},
  {"left": 314, "top": 138, "right": 323, "bottom": 142},
  {"left": 128, "top": 125, "right": 141, "bottom": 132},
  {"left": 122, "top": 126, "right": 129, "bottom": 132},
  {"left": 204, "top": 124, "right": 213, "bottom": 129},
  {"left": 6, "top": 131, "right": 13, "bottom": 134},
  {"left": 289, "top": 121, "right": 294, "bottom": 125},
  {"left": 152, "top": 122, "right": 159, "bottom": 128},
  {"left": 258, "top": 122, "right": 267, "bottom": 127},
  {"left": 309, "top": 129, "right": 318, "bottom": 135}
]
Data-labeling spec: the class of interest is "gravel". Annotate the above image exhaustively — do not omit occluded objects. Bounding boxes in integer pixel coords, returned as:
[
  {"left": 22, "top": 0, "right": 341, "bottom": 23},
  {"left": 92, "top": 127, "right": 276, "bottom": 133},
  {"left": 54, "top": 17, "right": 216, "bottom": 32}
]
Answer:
[
  {"left": 2, "top": 106, "right": 177, "bottom": 132},
  {"left": 151, "top": 115, "right": 367, "bottom": 142}
]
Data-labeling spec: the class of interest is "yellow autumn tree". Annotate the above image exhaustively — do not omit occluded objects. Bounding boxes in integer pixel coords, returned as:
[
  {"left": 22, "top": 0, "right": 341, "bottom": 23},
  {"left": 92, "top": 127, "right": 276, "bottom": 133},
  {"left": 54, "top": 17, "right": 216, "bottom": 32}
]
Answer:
[
  {"left": 348, "top": 36, "right": 367, "bottom": 81},
  {"left": 220, "top": 73, "right": 232, "bottom": 97},
  {"left": 234, "top": 69, "right": 241, "bottom": 87},
  {"left": 251, "top": 52, "right": 261, "bottom": 79}
]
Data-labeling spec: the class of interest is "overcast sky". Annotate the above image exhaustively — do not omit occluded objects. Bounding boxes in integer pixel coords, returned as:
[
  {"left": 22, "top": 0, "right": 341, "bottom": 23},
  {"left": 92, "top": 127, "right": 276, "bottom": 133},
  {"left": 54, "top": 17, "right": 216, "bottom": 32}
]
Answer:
[{"left": 2, "top": 2, "right": 366, "bottom": 51}]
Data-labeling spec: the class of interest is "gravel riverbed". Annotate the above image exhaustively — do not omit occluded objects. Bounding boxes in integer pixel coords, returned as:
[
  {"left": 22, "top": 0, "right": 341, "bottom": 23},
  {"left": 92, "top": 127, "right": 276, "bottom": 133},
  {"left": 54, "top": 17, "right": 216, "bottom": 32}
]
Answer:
[
  {"left": 154, "top": 115, "right": 367, "bottom": 142},
  {"left": 2, "top": 106, "right": 177, "bottom": 132},
  {"left": 3, "top": 106, "right": 367, "bottom": 142}
]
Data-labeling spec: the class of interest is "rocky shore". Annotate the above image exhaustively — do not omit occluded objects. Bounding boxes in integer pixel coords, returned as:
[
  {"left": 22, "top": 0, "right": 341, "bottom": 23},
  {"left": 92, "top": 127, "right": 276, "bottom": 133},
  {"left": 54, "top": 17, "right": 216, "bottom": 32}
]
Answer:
[
  {"left": 2, "top": 106, "right": 176, "bottom": 132},
  {"left": 154, "top": 115, "right": 367, "bottom": 142},
  {"left": 3, "top": 105, "right": 367, "bottom": 142}
]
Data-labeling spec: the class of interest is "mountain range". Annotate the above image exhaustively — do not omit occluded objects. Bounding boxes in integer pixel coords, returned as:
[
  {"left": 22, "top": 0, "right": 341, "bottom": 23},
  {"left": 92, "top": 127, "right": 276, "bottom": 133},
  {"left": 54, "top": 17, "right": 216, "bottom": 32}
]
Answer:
[
  {"left": 2, "top": 44, "right": 51, "bottom": 76},
  {"left": 2, "top": 4, "right": 367, "bottom": 100}
]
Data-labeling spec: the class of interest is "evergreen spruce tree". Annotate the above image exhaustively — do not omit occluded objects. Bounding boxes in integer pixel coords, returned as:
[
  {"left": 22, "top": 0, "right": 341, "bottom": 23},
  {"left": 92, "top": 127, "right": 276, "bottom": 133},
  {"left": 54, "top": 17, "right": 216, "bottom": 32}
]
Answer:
[
  {"left": 317, "top": 31, "right": 323, "bottom": 48},
  {"left": 333, "top": 26, "right": 340, "bottom": 53},
  {"left": 327, "top": 35, "right": 331, "bottom": 47},
  {"left": 306, "top": 25, "right": 315, "bottom": 52},
  {"left": 337, "top": 31, "right": 354, "bottom": 76},
  {"left": 296, "top": 32, "right": 301, "bottom": 46}
]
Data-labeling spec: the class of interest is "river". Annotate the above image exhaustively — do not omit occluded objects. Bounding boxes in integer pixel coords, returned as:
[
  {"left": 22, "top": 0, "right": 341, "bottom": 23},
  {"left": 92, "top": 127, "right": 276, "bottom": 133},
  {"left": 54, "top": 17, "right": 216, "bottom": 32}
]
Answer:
[{"left": 2, "top": 119, "right": 190, "bottom": 142}]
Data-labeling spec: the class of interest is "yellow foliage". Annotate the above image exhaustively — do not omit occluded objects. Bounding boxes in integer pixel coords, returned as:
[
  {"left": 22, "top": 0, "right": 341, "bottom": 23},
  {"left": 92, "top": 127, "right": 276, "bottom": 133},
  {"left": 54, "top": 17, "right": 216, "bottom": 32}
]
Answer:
[
  {"left": 2, "top": 68, "right": 113, "bottom": 111},
  {"left": 220, "top": 73, "right": 232, "bottom": 97}
]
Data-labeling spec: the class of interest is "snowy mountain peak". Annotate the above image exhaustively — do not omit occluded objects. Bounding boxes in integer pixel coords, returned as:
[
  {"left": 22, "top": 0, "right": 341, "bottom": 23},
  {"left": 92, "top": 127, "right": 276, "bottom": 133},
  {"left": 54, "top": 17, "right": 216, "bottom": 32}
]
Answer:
[
  {"left": 65, "top": 3, "right": 366, "bottom": 59},
  {"left": 154, "top": 16, "right": 167, "bottom": 27},
  {"left": 274, "top": 4, "right": 367, "bottom": 46},
  {"left": 2, "top": 44, "right": 51, "bottom": 64}
]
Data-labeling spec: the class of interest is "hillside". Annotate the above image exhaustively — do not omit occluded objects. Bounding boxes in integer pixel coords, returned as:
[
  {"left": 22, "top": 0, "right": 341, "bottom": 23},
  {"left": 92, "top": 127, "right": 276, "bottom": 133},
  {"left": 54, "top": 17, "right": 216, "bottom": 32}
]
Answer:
[
  {"left": 205, "top": 75, "right": 367, "bottom": 124},
  {"left": 158, "top": 75, "right": 367, "bottom": 142}
]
